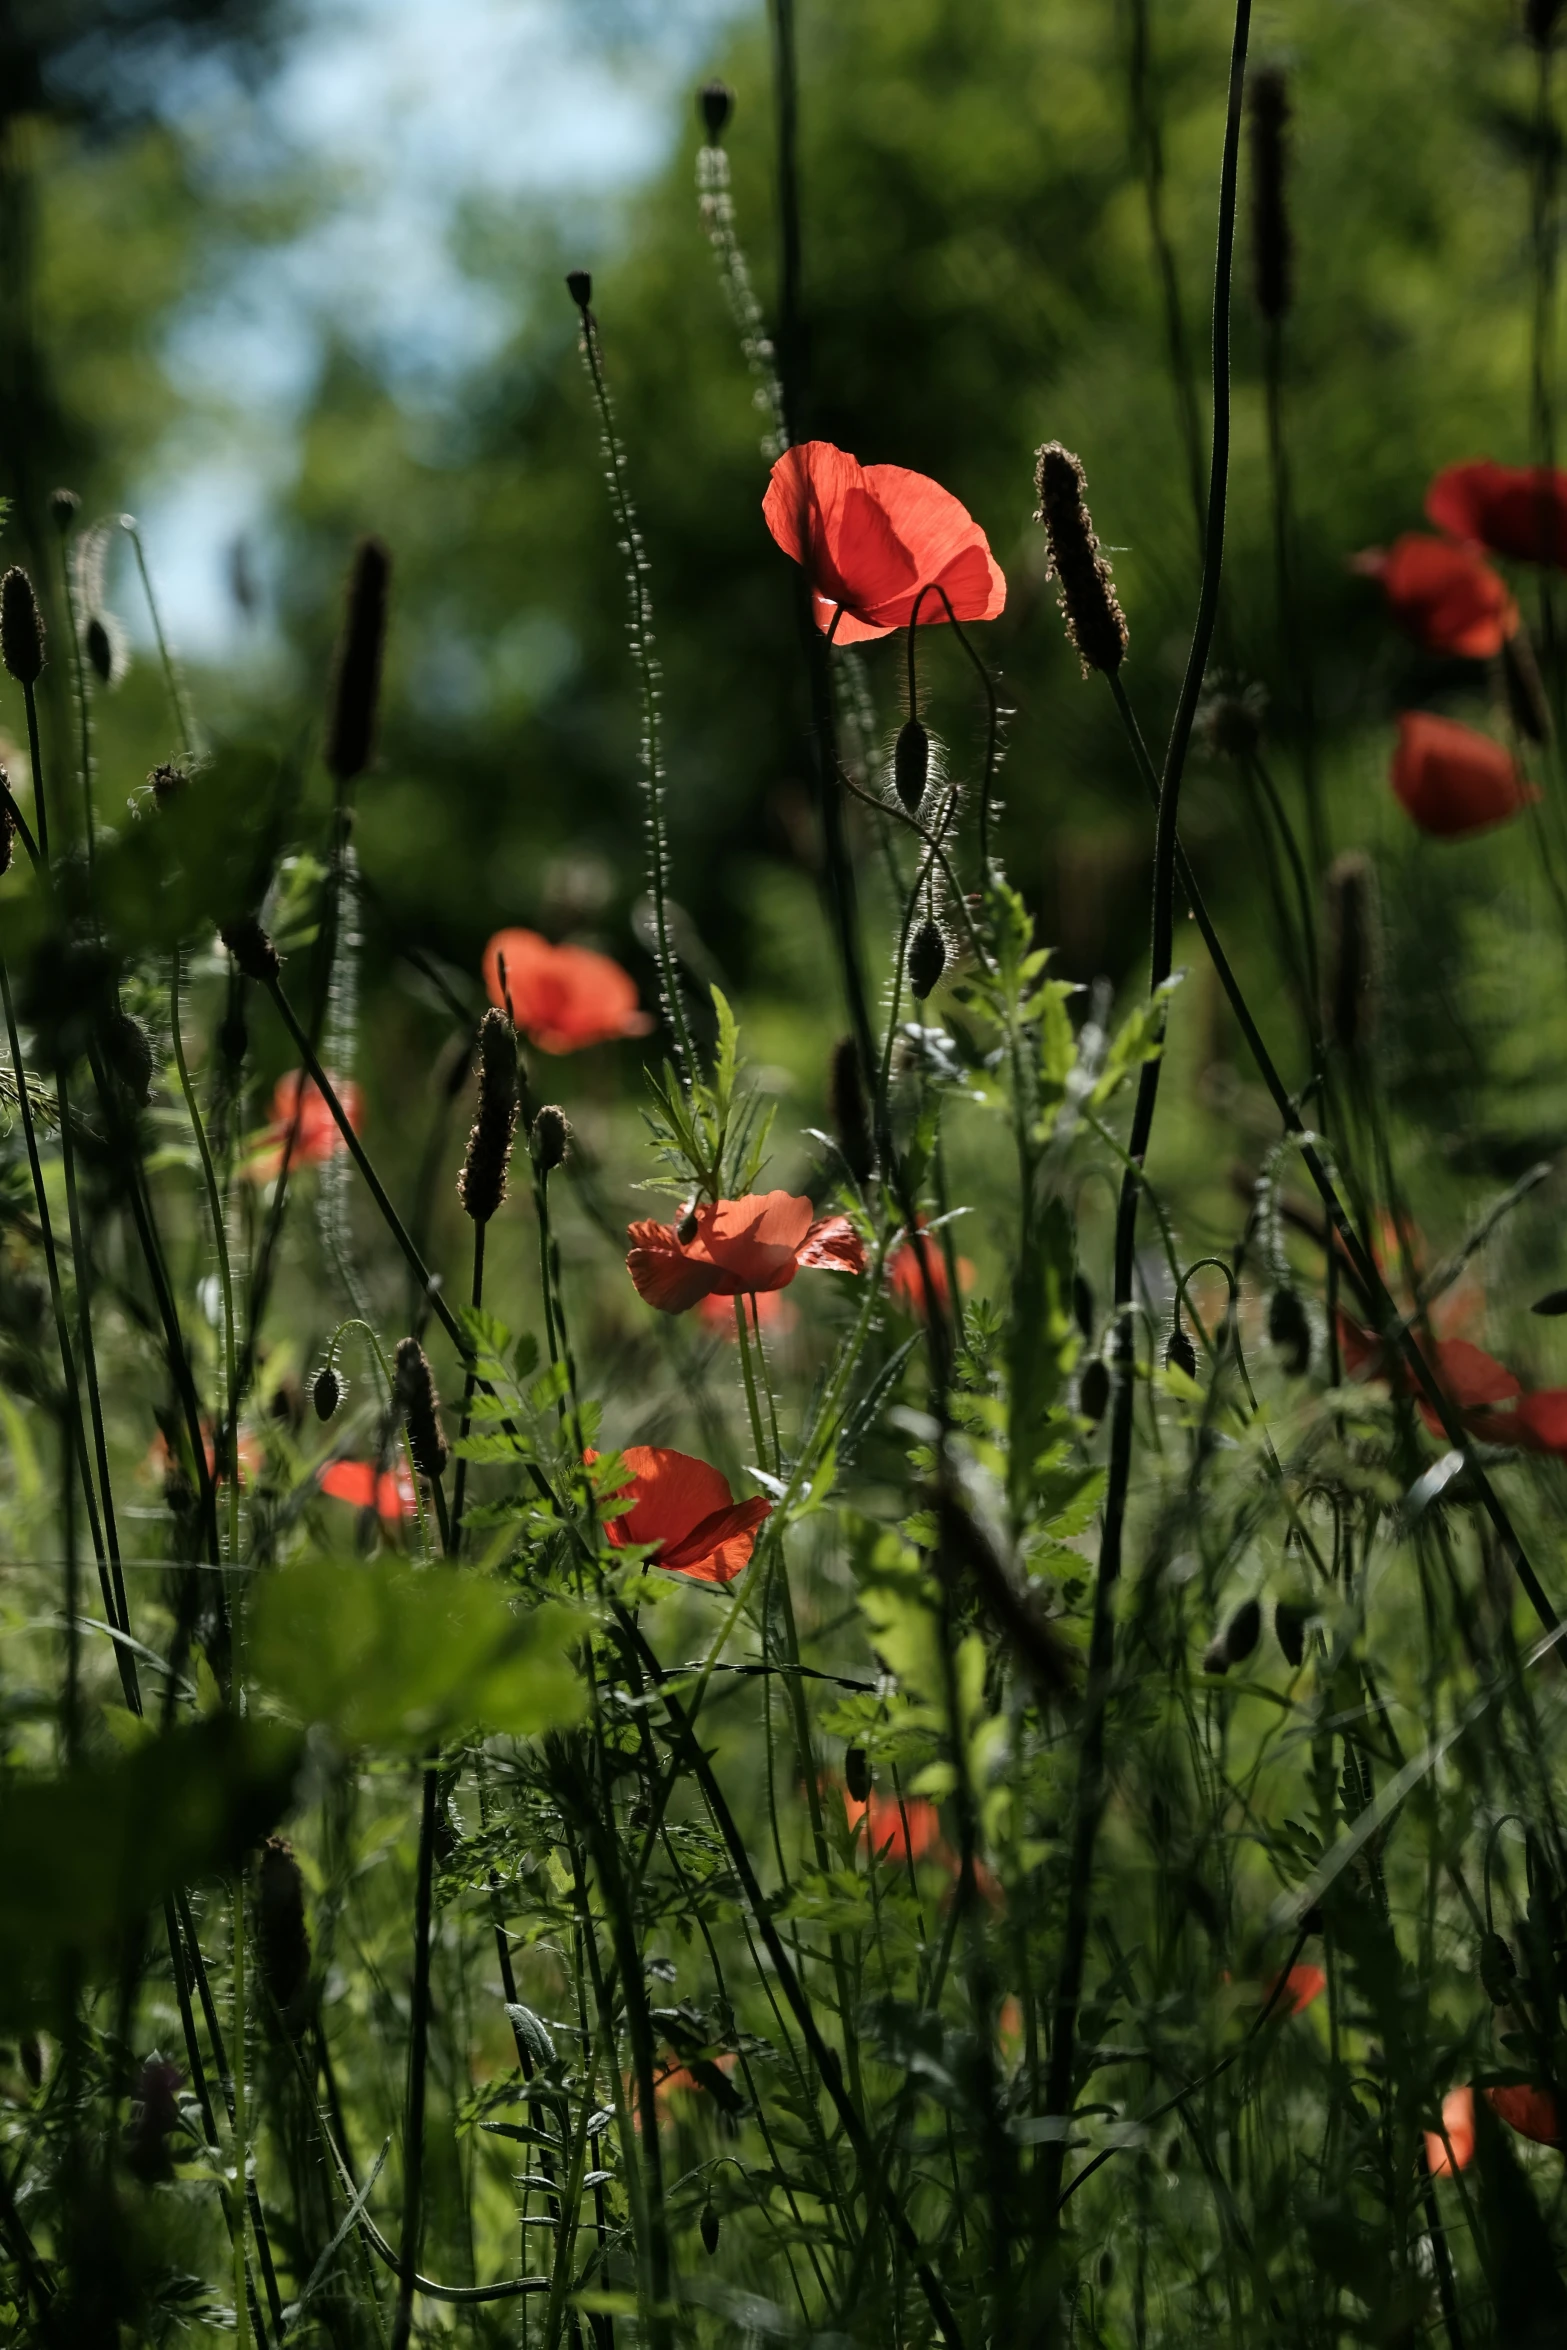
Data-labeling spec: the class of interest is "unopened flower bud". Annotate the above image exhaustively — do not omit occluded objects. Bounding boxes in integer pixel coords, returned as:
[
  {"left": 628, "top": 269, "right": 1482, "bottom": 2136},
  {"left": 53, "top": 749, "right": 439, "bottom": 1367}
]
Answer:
[
  {"left": 700, "top": 2203, "right": 720, "bottom": 2255},
  {"left": 531, "top": 1103, "right": 570, "bottom": 1174},
  {"left": 1203, "top": 1596, "right": 1261, "bottom": 1675},
  {"left": 676, "top": 1204, "right": 699, "bottom": 1244},
  {"left": 1, "top": 567, "right": 45, "bottom": 685},
  {"left": 1249, "top": 65, "right": 1292, "bottom": 322},
  {"left": 566, "top": 269, "right": 593, "bottom": 312},
  {"left": 325, "top": 536, "right": 390, "bottom": 786},
  {"left": 1268, "top": 1287, "right": 1311, "bottom": 1375},
  {"left": 459, "top": 1007, "right": 519, "bottom": 1224},
  {"left": 699, "top": 80, "right": 733, "bottom": 142},
  {"left": 105, "top": 1010, "right": 153, "bottom": 1106},
  {"left": 1325, "top": 851, "right": 1377, "bottom": 1055},
  {"left": 85, "top": 615, "right": 114, "bottom": 686},
  {"left": 1274, "top": 1599, "right": 1306, "bottom": 1667},
  {"left": 894, "top": 718, "right": 929, "bottom": 816},
  {"left": 845, "top": 1746, "right": 872, "bottom": 1803},
  {"left": 1079, "top": 1356, "right": 1110, "bottom": 1424},
  {"left": 829, "top": 1035, "right": 875, "bottom": 1185},
  {"left": 257, "top": 1836, "right": 311, "bottom": 2034},
  {"left": 50, "top": 488, "right": 80, "bottom": 535},
  {"left": 908, "top": 918, "right": 947, "bottom": 1001},
  {"left": 395, "top": 1337, "right": 448, "bottom": 1481},
  {"left": 220, "top": 917, "right": 280, "bottom": 985},
  {"left": 148, "top": 761, "right": 186, "bottom": 806},
  {"left": 1033, "top": 444, "right": 1127, "bottom": 676},
  {"left": 312, "top": 1365, "right": 342, "bottom": 1422},
  {"left": 1166, "top": 1322, "right": 1198, "bottom": 1381}
]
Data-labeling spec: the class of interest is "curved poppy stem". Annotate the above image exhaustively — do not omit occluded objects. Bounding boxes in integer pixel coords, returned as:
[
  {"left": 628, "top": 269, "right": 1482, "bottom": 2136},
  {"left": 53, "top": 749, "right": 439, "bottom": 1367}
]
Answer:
[{"left": 930, "top": 584, "right": 1002, "bottom": 877}]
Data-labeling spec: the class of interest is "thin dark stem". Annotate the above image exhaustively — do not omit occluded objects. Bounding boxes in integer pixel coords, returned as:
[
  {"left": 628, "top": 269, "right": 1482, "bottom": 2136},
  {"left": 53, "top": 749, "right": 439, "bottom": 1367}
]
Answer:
[
  {"left": 390, "top": 1765, "right": 439, "bottom": 2350},
  {"left": 449, "top": 1219, "right": 484, "bottom": 1555},
  {"left": 1264, "top": 319, "right": 1326, "bottom": 880},
  {"left": 767, "top": 0, "right": 804, "bottom": 446},
  {"left": 22, "top": 679, "right": 47, "bottom": 865},
  {"left": 1128, "top": 0, "right": 1207, "bottom": 566}
]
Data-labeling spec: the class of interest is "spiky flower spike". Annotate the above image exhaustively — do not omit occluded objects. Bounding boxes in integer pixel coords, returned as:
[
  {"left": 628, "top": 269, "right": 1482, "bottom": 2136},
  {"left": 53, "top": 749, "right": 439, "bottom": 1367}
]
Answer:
[
  {"left": 395, "top": 1337, "right": 448, "bottom": 1481},
  {"left": 1324, "top": 851, "right": 1377, "bottom": 1056},
  {"left": 1, "top": 567, "right": 44, "bottom": 685},
  {"left": 531, "top": 1103, "right": 571, "bottom": 1174},
  {"left": 220, "top": 916, "right": 281, "bottom": 985},
  {"left": 1033, "top": 444, "right": 1127, "bottom": 676},
  {"left": 324, "top": 536, "right": 391, "bottom": 785},
  {"left": 829, "top": 1035, "right": 876, "bottom": 1185},
  {"left": 1248, "top": 65, "right": 1292, "bottom": 323},
  {"left": 458, "top": 1007, "right": 519, "bottom": 1224}
]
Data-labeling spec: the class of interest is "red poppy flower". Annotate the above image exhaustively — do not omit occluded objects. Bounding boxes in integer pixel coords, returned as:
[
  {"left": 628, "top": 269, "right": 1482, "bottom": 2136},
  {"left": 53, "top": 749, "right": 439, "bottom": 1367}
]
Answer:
[
  {"left": 595, "top": 1445, "right": 770, "bottom": 1583},
  {"left": 1354, "top": 534, "right": 1518, "bottom": 658},
  {"left": 1390, "top": 712, "right": 1536, "bottom": 838},
  {"left": 319, "top": 1459, "right": 417, "bottom": 1519},
  {"left": 244, "top": 1071, "right": 362, "bottom": 1183},
  {"left": 482, "top": 927, "right": 652, "bottom": 1055},
  {"left": 844, "top": 1785, "right": 944, "bottom": 1863},
  {"left": 762, "top": 441, "right": 1006, "bottom": 644},
  {"left": 1426, "top": 2086, "right": 1475, "bottom": 2177},
  {"left": 886, "top": 1220, "right": 974, "bottom": 1318},
  {"left": 695, "top": 1286, "right": 797, "bottom": 1340},
  {"left": 1427, "top": 460, "right": 1567, "bottom": 567},
  {"left": 1486, "top": 2082, "right": 1561, "bottom": 2147},
  {"left": 626, "top": 1192, "right": 866, "bottom": 1316},
  {"left": 1273, "top": 1964, "right": 1326, "bottom": 2017}
]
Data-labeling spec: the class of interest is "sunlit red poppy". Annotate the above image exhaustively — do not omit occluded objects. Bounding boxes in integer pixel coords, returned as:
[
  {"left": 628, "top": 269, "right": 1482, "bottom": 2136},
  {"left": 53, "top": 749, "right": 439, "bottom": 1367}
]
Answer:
[
  {"left": 1486, "top": 2083, "right": 1561, "bottom": 2147},
  {"left": 1390, "top": 712, "right": 1535, "bottom": 838},
  {"left": 1427, "top": 459, "right": 1567, "bottom": 567},
  {"left": 1338, "top": 1312, "right": 1567, "bottom": 1458},
  {"left": 1354, "top": 534, "right": 1517, "bottom": 658},
  {"left": 762, "top": 441, "right": 1006, "bottom": 644},
  {"left": 1425, "top": 2086, "right": 1475, "bottom": 2176},
  {"left": 627, "top": 1192, "right": 866, "bottom": 1315},
  {"left": 482, "top": 927, "right": 652, "bottom": 1055},
  {"left": 245, "top": 1071, "right": 363, "bottom": 1183},
  {"left": 147, "top": 1425, "right": 262, "bottom": 1490},
  {"left": 695, "top": 1286, "right": 798, "bottom": 1340},
  {"left": 594, "top": 1444, "right": 770, "bottom": 1583},
  {"left": 845, "top": 1785, "right": 944, "bottom": 1863},
  {"left": 319, "top": 1459, "right": 418, "bottom": 1519},
  {"left": 1272, "top": 1964, "right": 1326, "bottom": 2017},
  {"left": 886, "top": 1220, "right": 974, "bottom": 1318}
]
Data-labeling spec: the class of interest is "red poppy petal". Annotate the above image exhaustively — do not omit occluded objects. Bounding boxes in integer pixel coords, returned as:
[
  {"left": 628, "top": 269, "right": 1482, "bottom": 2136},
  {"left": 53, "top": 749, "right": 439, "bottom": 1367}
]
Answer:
[
  {"left": 1432, "top": 1338, "right": 1520, "bottom": 1409},
  {"left": 1513, "top": 1389, "right": 1567, "bottom": 1452},
  {"left": 1375, "top": 533, "right": 1518, "bottom": 658},
  {"left": 320, "top": 1461, "right": 376, "bottom": 1509},
  {"left": 483, "top": 928, "right": 651, "bottom": 1053},
  {"left": 626, "top": 1222, "right": 730, "bottom": 1315},
  {"left": 1485, "top": 2083, "right": 1561, "bottom": 2146},
  {"left": 701, "top": 1192, "right": 814, "bottom": 1291},
  {"left": 1427, "top": 459, "right": 1567, "bottom": 566},
  {"left": 610, "top": 1445, "right": 737, "bottom": 1554},
  {"left": 1391, "top": 712, "right": 1535, "bottom": 838},
  {"left": 660, "top": 1495, "right": 772, "bottom": 1575},
  {"left": 797, "top": 1214, "right": 868, "bottom": 1275},
  {"left": 1426, "top": 2086, "right": 1476, "bottom": 2176}
]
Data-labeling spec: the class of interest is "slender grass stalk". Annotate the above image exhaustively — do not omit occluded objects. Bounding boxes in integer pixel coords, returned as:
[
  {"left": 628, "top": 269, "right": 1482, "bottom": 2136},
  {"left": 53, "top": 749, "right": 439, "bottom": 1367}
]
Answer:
[
  {"left": 390, "top": 1764, "right": 440, "bottom": 2350},
  {"left": 233, "top": 1866, "right": 250, "bottom": 2350},
  {"left": 449, "top": 1220, "right": 485, "bottom": 1555},
  {"left": 172, "top": 945, "right": 240, "bottom": 1558}
]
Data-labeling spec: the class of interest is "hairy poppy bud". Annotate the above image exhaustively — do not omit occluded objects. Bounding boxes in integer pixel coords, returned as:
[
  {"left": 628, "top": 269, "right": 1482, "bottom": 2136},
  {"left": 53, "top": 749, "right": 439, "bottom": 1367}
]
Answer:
[
  {"left": 1, "top": 567, "right": 45, "bottom": 685},
  {"left": 85, "top": 614, "right": 113, "bottom": 686},
  {"left": 1197, "top": 681, "right": 1266, "bottom": 760},
  {"left": 105, "top": 1010, "right": 153, "bottom": 1106},
  {"left": 127, "top": 2056, "right": 183, "bottom": 2182},
  {"left": 908, "top": 917, "right": 946, "bottom": 1001},
  {"left": 845, "top": 1746, "right": 872, "bottom": 1803},
  {"left": 1073, "top": 1270, "right": 1095, "bottom": 1340},
  {"left": 1203, "top": 1596, "right": 1261, "bottom": 1674},
  {"left": 1325, "top": 851, "right": 1376, "bottom": 1055},
  {"left": 257, "top": 1836, "right": 311, "bottom": 2034},
  {"left": 1097, "top": 2250, "right": 1114, "bottom": 2289},
  {"left": 148, "top": 760, "right": 186, "bottom": 806},
  {"left": 395, "top": 1337, "right": 448, "bottom": 1481},
  {"left": 1079, "top": 1356, "right": 1110, "bottom": 1424},
  {"left": 1166, "top": 1322, "right": 1198, "bottom": 1381},
  {"left": 1248, "top": 65, "right": 1291, "bottom": 323},
  {"left": 1504, "top": 628, "right": 1552, "bottom": 745},
  {"left": 894, "top": 717, "right": 929, "bottom": 815},
  {"left": 676, "top": 1204, "right": 700, "bottom": 1244},
  {"left": 1033, "top": 444, "right": 1128, "bottom": 676},
  {"left": 829, "top": 1035, "right": 876, "bottom": 1185},
  {"left": 531, "top": 1103, "right": 570, "bottom": 1174},
  {"left": 220, "top": 917, "right": 280, "bottom": 985},
  {"left": 1268, "top": 1287, "right": 1311, "bottom": 1375},
  {"left": 459, "top": 1007, "right": 519, "bottom": 1224},
  {"left": 700, "top": 2203, "right": 720, "bottom": 2255},
  {"left": 1274, "top": 1599, "right": 1306, "bottom": 1667},
  {"left": 566, "top": 269, "right": 593, "bottom": 311},
  {"left": 325, "top": 536, "right": 390, "bottom": 786},
  {"left": 50, "top": 487, "right": 79, "bottom": 534},
  {"left": 312, "top": 1365, "right": 342, "bottom": 1422},
  {"left": 699, "top": 79, "right": 733, "bottom": 142},
  {"left": 1480, "top": 1929, "right": 1518, "bottom": 2004}
]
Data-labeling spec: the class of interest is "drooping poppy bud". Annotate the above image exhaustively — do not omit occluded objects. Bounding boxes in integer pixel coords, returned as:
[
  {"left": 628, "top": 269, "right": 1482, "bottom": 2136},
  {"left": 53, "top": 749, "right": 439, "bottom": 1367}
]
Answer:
[
  {"left": 1504, "top": 629, "right": 1553, "bottom": 746},
  {"left": 894, "top": 717, "right": 929, "bottom": 815},
  {"left": 1268, "top": 1287, "right": 1311, "bottom": 1375},
  {"left": 1166, "top": 1322, "right": 1198, "bottom": 1381},
  {"left": 257, "top": 1836, "right": 311, "bottom": 2035},
  {"left": 566, "top": 269, "right": 593, "bottom": 311},
  {"left": 50, "top": 487, "right": 79, "bottom": 534},
  {"left": 908, "top": 918, "right": 947, "bottom": 1001},
  {"left": 1248, "top": 65, "right": 1291, "bottom": 323},
  {"left": 325, "top": 536, "right": 390, "bottom": 786},
  {"left": 700, "top": 2203, "right": 720, "bottom": 2255},
  {"left": 1, "top": 566, "right": 45, "bottom": 684},
  {"left": 312, "top": 1365, "right": 342, "bottom": 1422},
  {"left": 531, "top": 1103, "right": 571, "bottom": 1174},
  {"left": 458, "top": 1007, "right": 519, "bottom": 1225},
  {"left": 1324, "top": 852, "right": 1377, "bottom": 1055},
  {"left": 1079, "top": 1356, "right": 1110, "bottom": 1423},
  {"left": 1275, "top": 1599, "right": 1306, "bottom": 1667},
  {"left": 220, "top": 917, "right": 281, "bottom": 985},
  {"left": 699, "top": 80, "right": 733, "bottom": 142},
  {"left": 85, "top": 615, "right": 114, "bottom": 686},
  {"left": 395, "top": 1338, "right": 448, "bottom": 1481},
  {"left": 1073, "top": 1270, "right": 1095, "bottom": 1341},
  {"left": 1033, "top": 444, "right": 1128, "bottom": 676},
  {"left": 105, "top": 1010, "right": 153, "bottom": 1106},
  {"left": 1480, "top": 1929, "right": 1518, "bottom": 2005},
  {"left": 845, "top": 1746, "right": 872, "bottom": 1803},
  {"left": 1203, "top": 1597, "right": 1261, "bottom": 1674},
  {"left": 829, "top": 1036, "right": 876, "bottom": 1185}
]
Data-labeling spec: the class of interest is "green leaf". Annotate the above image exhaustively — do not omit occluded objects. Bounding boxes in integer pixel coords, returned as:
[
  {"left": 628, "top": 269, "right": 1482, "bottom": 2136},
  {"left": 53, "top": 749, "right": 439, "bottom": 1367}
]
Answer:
[
  {"left": 250, "top": 1561, "right": 589, "bottom": 1750},
  {"left": 1089, "top": 974, "right": 1182, "bottom": 1110}
]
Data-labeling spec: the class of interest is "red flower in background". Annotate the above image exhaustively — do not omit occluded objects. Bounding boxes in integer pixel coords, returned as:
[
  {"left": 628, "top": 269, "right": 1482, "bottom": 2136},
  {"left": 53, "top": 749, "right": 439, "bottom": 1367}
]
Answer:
[
  {"left": 595, "top": 1445, "right": 770, "bottom": 1583},
  {"left": 763, "top": 441, "right": 1006, "bottom": 644},
  {"left": 319, "top": 1459, "right": 417, "bottom": 1520},
  {"left": 1426, "top": 2086, "right": 1475, "bottom": 2177},
  {"left": 845, "top": 1785, "right": 944, "bottom": 1863},
  {"left": 482, "top": 927, "right": 652, "bottom": 1055},
  {"left": 1390, "top": 713, "right": 1535, "bottom": 837},
  {"left": 695, "top": 1286, "right": 797, "bottom": 1340},
  {"left": 886, "top": 1220, "right": 974, "bottom": 1318},
  {"left": 1337, "top": 1312, "right": 1567, "bottom": 1459},
  {"left": 245, "top": 1071, "right": 362, "bottom": 1184},
  {"left": 1424, "top": 2083, "right": 1562, "bottom": 2175},
  {"left": 1427, "top": 460, "right": 1567, "bottom": 567},
  {"left": 1354, "top": 534, "right": 1518, "bottom": 658},
  {"left": 627, "top": 1191, "right": 866, "bottom": 1315}
]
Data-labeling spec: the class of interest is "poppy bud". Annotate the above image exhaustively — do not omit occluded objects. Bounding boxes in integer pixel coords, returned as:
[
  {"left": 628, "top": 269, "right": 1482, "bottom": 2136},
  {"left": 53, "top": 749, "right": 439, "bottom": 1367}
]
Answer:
[
  {"left": 1165, "top": 2134, "right": 1183, "bottom": 2172},
  {"left": 1079, "top": 1356, "right": 1110, "bottom": 1423},
  {"left": 220, "top": 917, "right": 280, "bottom": 985},
  {"left": 127, "top": 2055, "right": 183, "bottom": 2182},
  {"left": 1203, "top": 1596, "right": 1261, "bottom": 1674},
  {"left": 1503, "top": 628, "right": 1552, "bottom": 746},
  {"left": 566, "top": 269, "right": 593, "bottom": 312},
  {"left": 1, "top": 566, "right": 45, "bottom": 684},
  {"left": 1097, "top": 2249, "right": 1114, "bottom": 2289},
  {"left": 531, "top": 1103, "right": 571, "bottom": 1174},
  {"left": 1275, "top": 1599, "right": 1306, "bottom": 1667},
  {"left": 395, "top": 1337, "right": 449, "bottom": 1481},
  {"left": 1033, "top": 444, "right": 1128, "bottom": 677},
  {"left": 829, "top": 1035, "right": 876, "bottom": 1185},
  {"left": 1534, "top": 1288, "right": 1567, "bottom": 1316},
  {"left": 325, "top": 536, "right": 390, "bottom": 786},
  {"left": 50, "top": 487, "right": 79, "bottom": 534},
  {"left": 894, "top": 717, "right": 929, "bottom": 815},
  {"left": 0, "top": 791, "right": 13, "bottom": 880},
  {"left": 700, "top": 2203, "right": 720, "bottom": 2255},
  {"left": 909, "top": 917, "right": 947, "bottom": 1001},
  {"left": 1268, "top": 1287, "right": 1311, "bottom": 1375},
  {"left": 148, "top": 760, "right": 186, "bottom": 806},
  {"left": 105, "top": 1010, "right": 153, "bottom": 1106},
  {"left": 19, "top": 2032, "right": 41, "bottom": 2090},
  {"left": 458, "top": 1006, "right": 519, "bottom": 1225},
  {"left": 1166, "top": 1322, "right": 1198, "bottom": 1381},
  {"left": 676, "top": 1204, "right": 700, "bottom": 1244},
  {"left": 312, "top": 1365, "right": 342, "bottom": 1422},
  {"left": 699, "top": 80, "right": 733, "bottom": 142},
  {"left": 1324, "top": 851, "right": 1377, "bottom": 1056},
  {"left": 1248, "top": 65, "right": 1291, "bottom": 323},
  {"left": 1197, "top": 682, "right": 1266, "bottom": 760},
  {"left": 257, "top": 1836, "right": 311, "bottom": 2034},
  {"left": 85, "top": 614, "right": 113, "bottom": 686},
  {"left": 845, "top": 1746, "right": 872, "bottom": 1803},
  {"left": 1480, "top": 1929, "right": 1518, "bottom": 2004},
  {"left": 1073, "top": 1270, "right": 1095, "bottom": 1341}
]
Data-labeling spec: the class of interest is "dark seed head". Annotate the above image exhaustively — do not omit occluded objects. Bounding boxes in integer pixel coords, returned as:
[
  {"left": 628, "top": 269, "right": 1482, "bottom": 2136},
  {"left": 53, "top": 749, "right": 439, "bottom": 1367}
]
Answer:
[
  {"left": 845, "top": 1746, "right": 872, "bottom": 1803},
  {"left": 1268, "top": 1286, "right": 1312, "bottom": 1376},
  {"left": 829, "top": 1035, "right": 876, "bottom": 1186},
  {"left": 908, "top": 917, "right": 947, "bottom": 1001},
  {"left": 1, "top": 567, "right": 45, "bottom": 685},
  {"left": 894, "top": 717, "right": 929, "bottom": 816},
  {"left": 1248, "top": 64, "right": 1292, "bottom": 322},
  {"left": 1033, "top": 443, "right": 1127, "bottom": 676},
  {"left": 312, "top": 1365, "right": 342, "bottom": 1423},
  {"left": 85, "top": 614, "right": 113, "bottom": 686},
  {"left": 459, "top": 1007, "right": 519, "bottom": 1225},
  {"left": 1325, "top": 851, "right": 1377, "bottom": 1056},
  {"left": 395, "top": 1337, "right": 448, "bottom": 1482},
  {"left": 566, "top": 269, "right": 593, "bottom": 312},
  {"left": 148, "top": 760, "right": 186, "bottom": 806},
  {"left": 531, "top": 1102, "right": 571, "bottom": 1175},
  {"left": 50, "top": 487, "right": 80, "bottom": 534},
  {"left": 1275, "top": 1599, "right": 1306, "bottom": 1667},
  {"left": 325, "top": 536, "right": 391, "bottom": 786},
  {"left": 700, "top": 2203, "right": 720, "bottom": 2255},
  {"left": 1073, "top": 1270, "right": 1095, "bottom": 1341},
  {"left": 257, "top": 1836, "right": 311, "bottom": 2034},
  {"left": 220, "top": 917, "right": 280, "bottom": 986},
  {"left": 1079, "top": 1356, "right": 1110, "bottom": 1424},
  {"left": 105, "top": 1010, "right": 153, "bottom": 1106},
  {"left": 1197, "top": 681, "right": 1266, "bottom": 760},
  {"left": 699, "top": 79, "right": 733, "bottom": 142},
  {"left": 1166, "top": 1323, "right": 1198, "bottom": 1381},
  {"left": 1480, "top": 1928, "right": 1518, "bottom": 2004}
]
